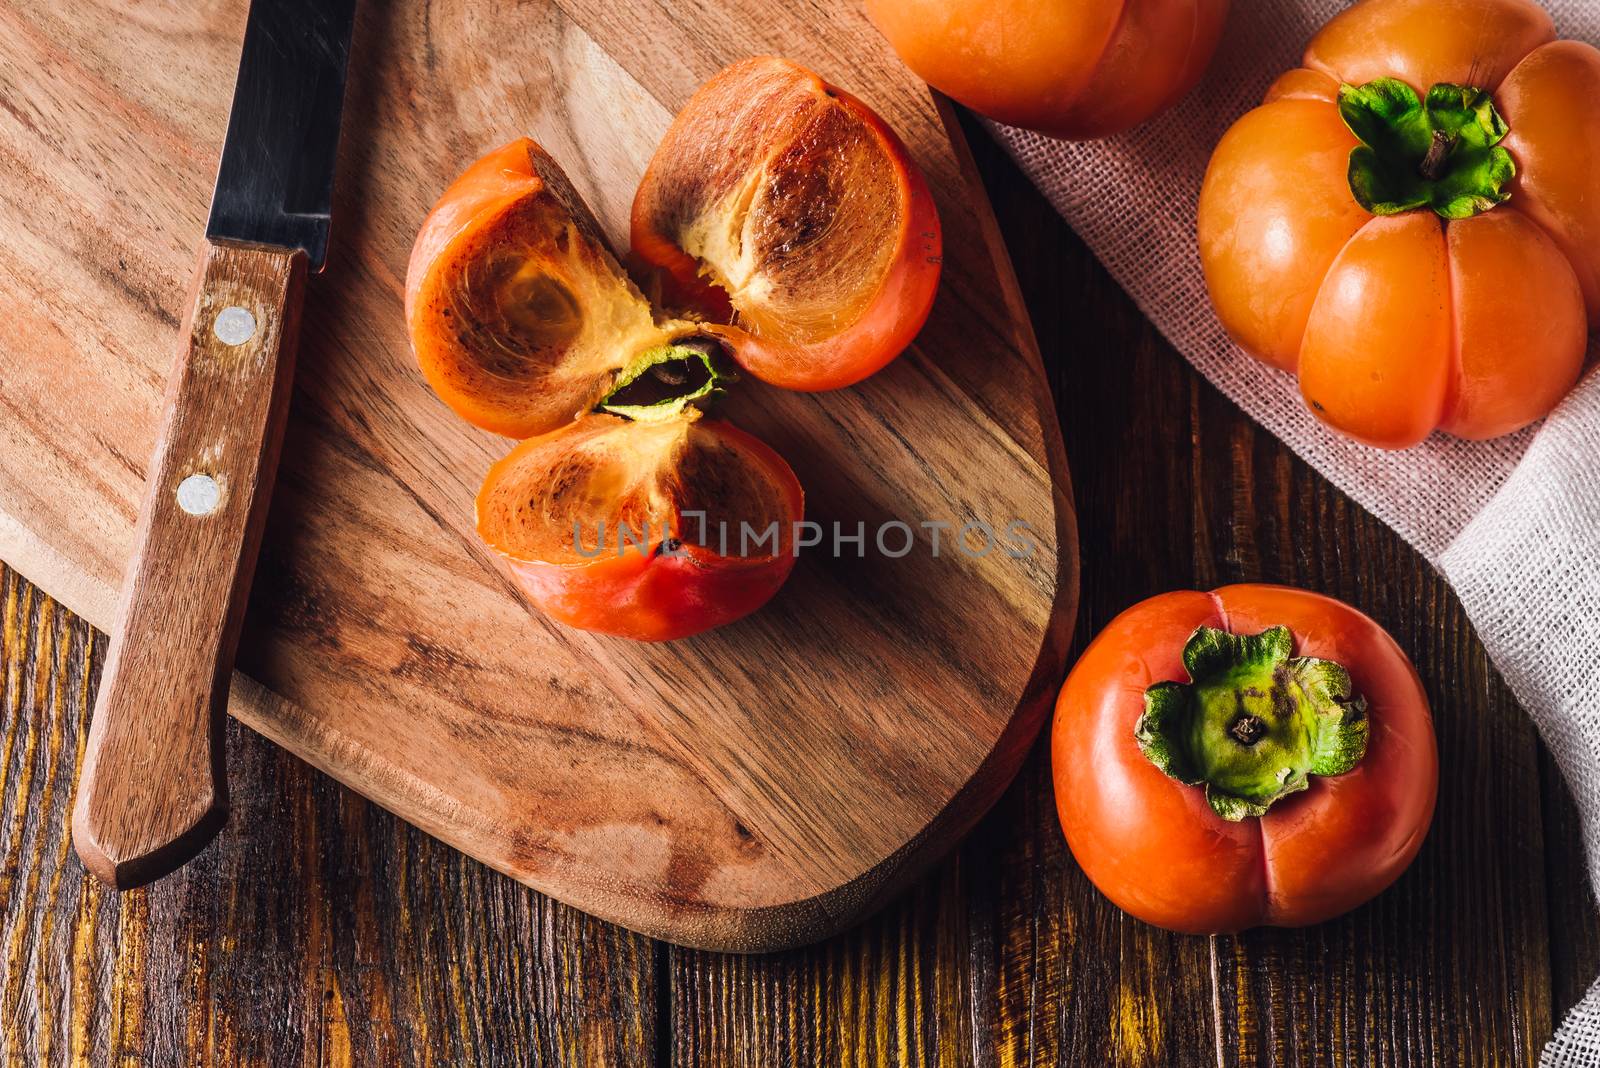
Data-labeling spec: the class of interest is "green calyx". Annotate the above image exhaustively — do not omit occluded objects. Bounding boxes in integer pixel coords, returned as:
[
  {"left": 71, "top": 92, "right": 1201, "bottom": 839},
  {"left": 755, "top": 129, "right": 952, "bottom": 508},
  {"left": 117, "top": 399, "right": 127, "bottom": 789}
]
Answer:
[
  {"left": 597, "top": 339, "right": 734, "bottom": 422},
  {"left": 1134, "top": 625, "right": 1369, "bottom": 822},
  {"left": 1338, "top": 77, "right": 1516, "bottom": 219}
]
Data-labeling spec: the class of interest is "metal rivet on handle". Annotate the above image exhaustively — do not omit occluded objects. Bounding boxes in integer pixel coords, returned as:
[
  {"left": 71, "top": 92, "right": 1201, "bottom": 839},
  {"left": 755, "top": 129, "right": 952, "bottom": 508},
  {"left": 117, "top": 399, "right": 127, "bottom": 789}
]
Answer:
[
  {"left": 213, "top": 306, "right": 256, "bottom": 346},
  {"left": 176, "top": 474, "right": 221, "bottom": 517}
]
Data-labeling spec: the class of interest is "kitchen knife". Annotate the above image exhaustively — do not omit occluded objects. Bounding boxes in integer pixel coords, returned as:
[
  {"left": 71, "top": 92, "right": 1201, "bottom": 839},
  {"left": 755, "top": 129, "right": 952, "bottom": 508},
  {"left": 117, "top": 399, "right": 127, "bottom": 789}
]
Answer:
[{"left": 71, "top": 0, "right": 359, "bottom": 889}]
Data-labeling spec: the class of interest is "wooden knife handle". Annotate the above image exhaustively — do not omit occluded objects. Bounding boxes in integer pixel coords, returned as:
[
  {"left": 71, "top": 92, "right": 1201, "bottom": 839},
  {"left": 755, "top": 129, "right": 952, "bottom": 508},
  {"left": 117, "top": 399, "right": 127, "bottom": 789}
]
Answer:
[{"left": 72, "top": 238, "right": 308, "bottom": 889}]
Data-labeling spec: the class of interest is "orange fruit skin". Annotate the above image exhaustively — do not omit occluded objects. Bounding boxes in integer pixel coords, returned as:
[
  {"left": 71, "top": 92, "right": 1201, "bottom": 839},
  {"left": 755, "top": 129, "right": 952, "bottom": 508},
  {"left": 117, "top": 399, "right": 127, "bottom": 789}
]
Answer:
[
  {"left": 477, "top": 420, "right": 803, "bottom": 643},
  {"left": 1298, "top": 214, "right": 1454, "bottom": 449},
  {"left": 1197, "top": 0, "right": 1595, "bottom": 448},
  {"left": 1442, "top": 208, "right": 1587, "bottom": 438},
  {"left": 631, "top": 58, "right": 941, "bottom": 392},
  {"left": 707, "top": 80, "right": 940, "bottom": 392},
  {"left": 864, "top": 0, "right": 1230, "bottom": 140},
  {"left": 1499, "top": 40, "right": 1600, "bottom": 318},
  {"left": 1303, "top": 0, "right": 1555, "bottom": 89},
  {"left": 1052, "top": 586, "right": 1438, "bottom": 933},
  {"left": 1197, "top": 97, "right": 1368, "bottom": 373}
]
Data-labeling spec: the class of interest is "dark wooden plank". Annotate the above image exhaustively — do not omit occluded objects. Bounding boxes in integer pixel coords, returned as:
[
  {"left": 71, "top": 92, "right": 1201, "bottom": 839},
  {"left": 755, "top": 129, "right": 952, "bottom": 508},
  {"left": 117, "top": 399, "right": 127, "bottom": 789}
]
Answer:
[
  {"left": 955, "top": 113, "right": 1230, "bottom": 1067},
  {"left": 0, "top": 559, "right": 658, "bottom": 1067},
  {"left": 666, "top": 866, "right": 977, "bottom": 1066}
]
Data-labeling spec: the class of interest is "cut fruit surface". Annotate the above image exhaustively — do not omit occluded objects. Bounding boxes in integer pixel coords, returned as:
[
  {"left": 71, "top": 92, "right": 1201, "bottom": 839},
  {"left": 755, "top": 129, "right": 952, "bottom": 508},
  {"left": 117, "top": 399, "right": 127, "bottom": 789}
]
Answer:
[
  {"left": 410, "top": 60, "right": 933, "bottom": 639},
  {"left": 476, "top": 413, "right": 803, "bottom": 641},
  {"left": 632, "top": 57, "right": 942, "bottom": 391},
  {"left": 406, "top": 138, "right": 685, "bottom": 438}
]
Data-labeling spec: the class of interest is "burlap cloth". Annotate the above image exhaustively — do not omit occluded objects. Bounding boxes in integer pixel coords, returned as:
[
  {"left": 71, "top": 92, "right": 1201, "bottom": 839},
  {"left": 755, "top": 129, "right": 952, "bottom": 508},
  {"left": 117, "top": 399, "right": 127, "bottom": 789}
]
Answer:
[{"left": 988, "top": 2, "right": 1600, "bottom": 1061}]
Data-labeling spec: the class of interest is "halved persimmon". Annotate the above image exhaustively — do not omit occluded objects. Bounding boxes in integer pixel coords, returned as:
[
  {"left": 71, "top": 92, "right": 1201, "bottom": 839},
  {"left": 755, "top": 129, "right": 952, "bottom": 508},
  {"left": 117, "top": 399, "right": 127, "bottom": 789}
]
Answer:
[
  {"left": 408, "top": 135, "right": 805, "bottom": 640},
  {"left": 631, "top": 56, "right": 942, "bottom": 391},
  {"left": 405, "top": 138, "right": 712, "bottom": 438},
  {"left": 476, "top": 410, "right": 803, "bottom": 642}
]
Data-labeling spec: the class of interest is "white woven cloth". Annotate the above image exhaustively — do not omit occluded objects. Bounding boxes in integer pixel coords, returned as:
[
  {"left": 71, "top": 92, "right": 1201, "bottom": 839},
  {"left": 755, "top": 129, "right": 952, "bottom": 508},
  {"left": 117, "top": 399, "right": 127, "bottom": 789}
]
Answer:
[{"left": 988, "top": 1, "right": 1600, "bottom": 1061}]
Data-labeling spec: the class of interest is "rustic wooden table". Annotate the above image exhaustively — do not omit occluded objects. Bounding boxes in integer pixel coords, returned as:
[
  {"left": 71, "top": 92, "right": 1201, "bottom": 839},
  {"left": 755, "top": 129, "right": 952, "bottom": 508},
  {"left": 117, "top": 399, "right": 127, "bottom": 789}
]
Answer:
[{"left": 1, "top": 115, "right": 1594, "bottom": 1067}]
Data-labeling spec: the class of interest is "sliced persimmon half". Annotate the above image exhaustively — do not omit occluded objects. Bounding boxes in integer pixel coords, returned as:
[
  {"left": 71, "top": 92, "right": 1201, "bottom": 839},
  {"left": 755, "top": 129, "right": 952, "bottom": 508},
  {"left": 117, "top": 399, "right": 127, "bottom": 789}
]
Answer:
[
  {"left": 631, "top": 56, "right": 943, "bottom": 391},
  {"left": 475, "top": 408, "right": 803, "bottom": 642},
  {"left": 406, "top": 138, "right": 714, "bottom": 438}
]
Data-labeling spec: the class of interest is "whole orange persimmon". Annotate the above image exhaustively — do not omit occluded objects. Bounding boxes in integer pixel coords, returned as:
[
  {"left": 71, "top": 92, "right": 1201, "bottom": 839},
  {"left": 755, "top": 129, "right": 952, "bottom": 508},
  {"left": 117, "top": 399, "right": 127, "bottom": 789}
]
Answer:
[
  {"left": 1053, "top": 586, "right": 1438, "bottom": 933},
  {"left": 1198, "top": 0, "right": 1600, "bottom": 449},
  {"left": 865, "top": 0, "right": 1230, "bottom": 140}
]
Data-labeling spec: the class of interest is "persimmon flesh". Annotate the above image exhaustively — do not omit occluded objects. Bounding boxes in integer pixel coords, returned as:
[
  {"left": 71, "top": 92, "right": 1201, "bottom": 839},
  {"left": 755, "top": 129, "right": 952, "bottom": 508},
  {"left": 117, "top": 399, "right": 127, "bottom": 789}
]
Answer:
[
  {"left": 409, "top": 139, "right": 804, "bottom": 641},
  {"left": 1198, "top": 0, "right": 1598, "bottom": 448},
  {"left": 409, "top": 59, "right": 933, "bottom": 639},
  {"left": 631, "top": 57, "right": 942, "bottom": 391},
  {"left": 405, "top": 138, "right": 716, "bottom": 439},
  {"left": 476, "top": 412, "right": 802, "bottom": 642}
]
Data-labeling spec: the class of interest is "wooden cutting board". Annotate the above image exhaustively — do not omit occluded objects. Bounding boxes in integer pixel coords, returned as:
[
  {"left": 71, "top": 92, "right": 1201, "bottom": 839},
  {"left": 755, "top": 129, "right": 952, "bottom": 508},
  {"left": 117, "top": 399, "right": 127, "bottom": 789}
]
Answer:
[{"left": 0, "top": 0, "right": 1076, "bottom": 949}]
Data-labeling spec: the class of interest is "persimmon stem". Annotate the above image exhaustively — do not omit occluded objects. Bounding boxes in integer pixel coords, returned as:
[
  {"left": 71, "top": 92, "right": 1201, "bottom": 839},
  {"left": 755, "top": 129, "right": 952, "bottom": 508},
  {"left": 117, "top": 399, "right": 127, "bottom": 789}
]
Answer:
[
  {"left": 598, "top": 339, "right": 734, "bottom": 422},
  {"left": 1419, "top": 129, "right": 1455, "bottom": 181},
  {"left": 1337, "top": 78, "right": 1514, "bottom": 219},
  {"left": 1229, "top": 715, "right": 1267, "bottom": 747}
]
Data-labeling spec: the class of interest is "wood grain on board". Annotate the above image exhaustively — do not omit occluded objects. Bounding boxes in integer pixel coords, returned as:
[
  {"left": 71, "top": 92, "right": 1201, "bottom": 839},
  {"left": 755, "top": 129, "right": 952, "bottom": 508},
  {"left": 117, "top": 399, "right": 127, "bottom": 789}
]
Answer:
[
  {"left": 0, "top": 0, "right": 1075, "bottom": 947},
  {"left": 0, "top": 564, "right": 659, "bottom": 1066}
]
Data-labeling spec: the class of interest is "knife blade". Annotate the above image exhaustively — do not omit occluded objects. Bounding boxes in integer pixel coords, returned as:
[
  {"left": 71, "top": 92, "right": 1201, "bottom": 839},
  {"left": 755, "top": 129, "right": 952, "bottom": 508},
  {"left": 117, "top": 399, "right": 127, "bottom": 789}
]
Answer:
[
  {"left": 72, "top": 0, "right": 359, "bottom": 889},
  {"left": 207, "top": 0, "right": 358, "bottom": 269}
]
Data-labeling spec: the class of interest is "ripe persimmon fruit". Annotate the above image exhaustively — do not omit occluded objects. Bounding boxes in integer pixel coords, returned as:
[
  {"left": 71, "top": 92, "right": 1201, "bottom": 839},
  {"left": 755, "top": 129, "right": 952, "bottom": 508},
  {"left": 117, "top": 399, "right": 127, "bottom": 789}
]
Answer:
[
  {"left": 632, "top": 57, "right": 942, "bottom": 391},
  {"left": 865, "top": 0, "right": 1230, "bottom": 140},
  {"left": 1198, "top": 0, "right": 1599, "bottom": 448},
  {"left": 1054, "top": 586, "right": 1437, "bottom": 932},
  {"left": 477, "top": 414, "right": 802, "bottom": 642}
]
